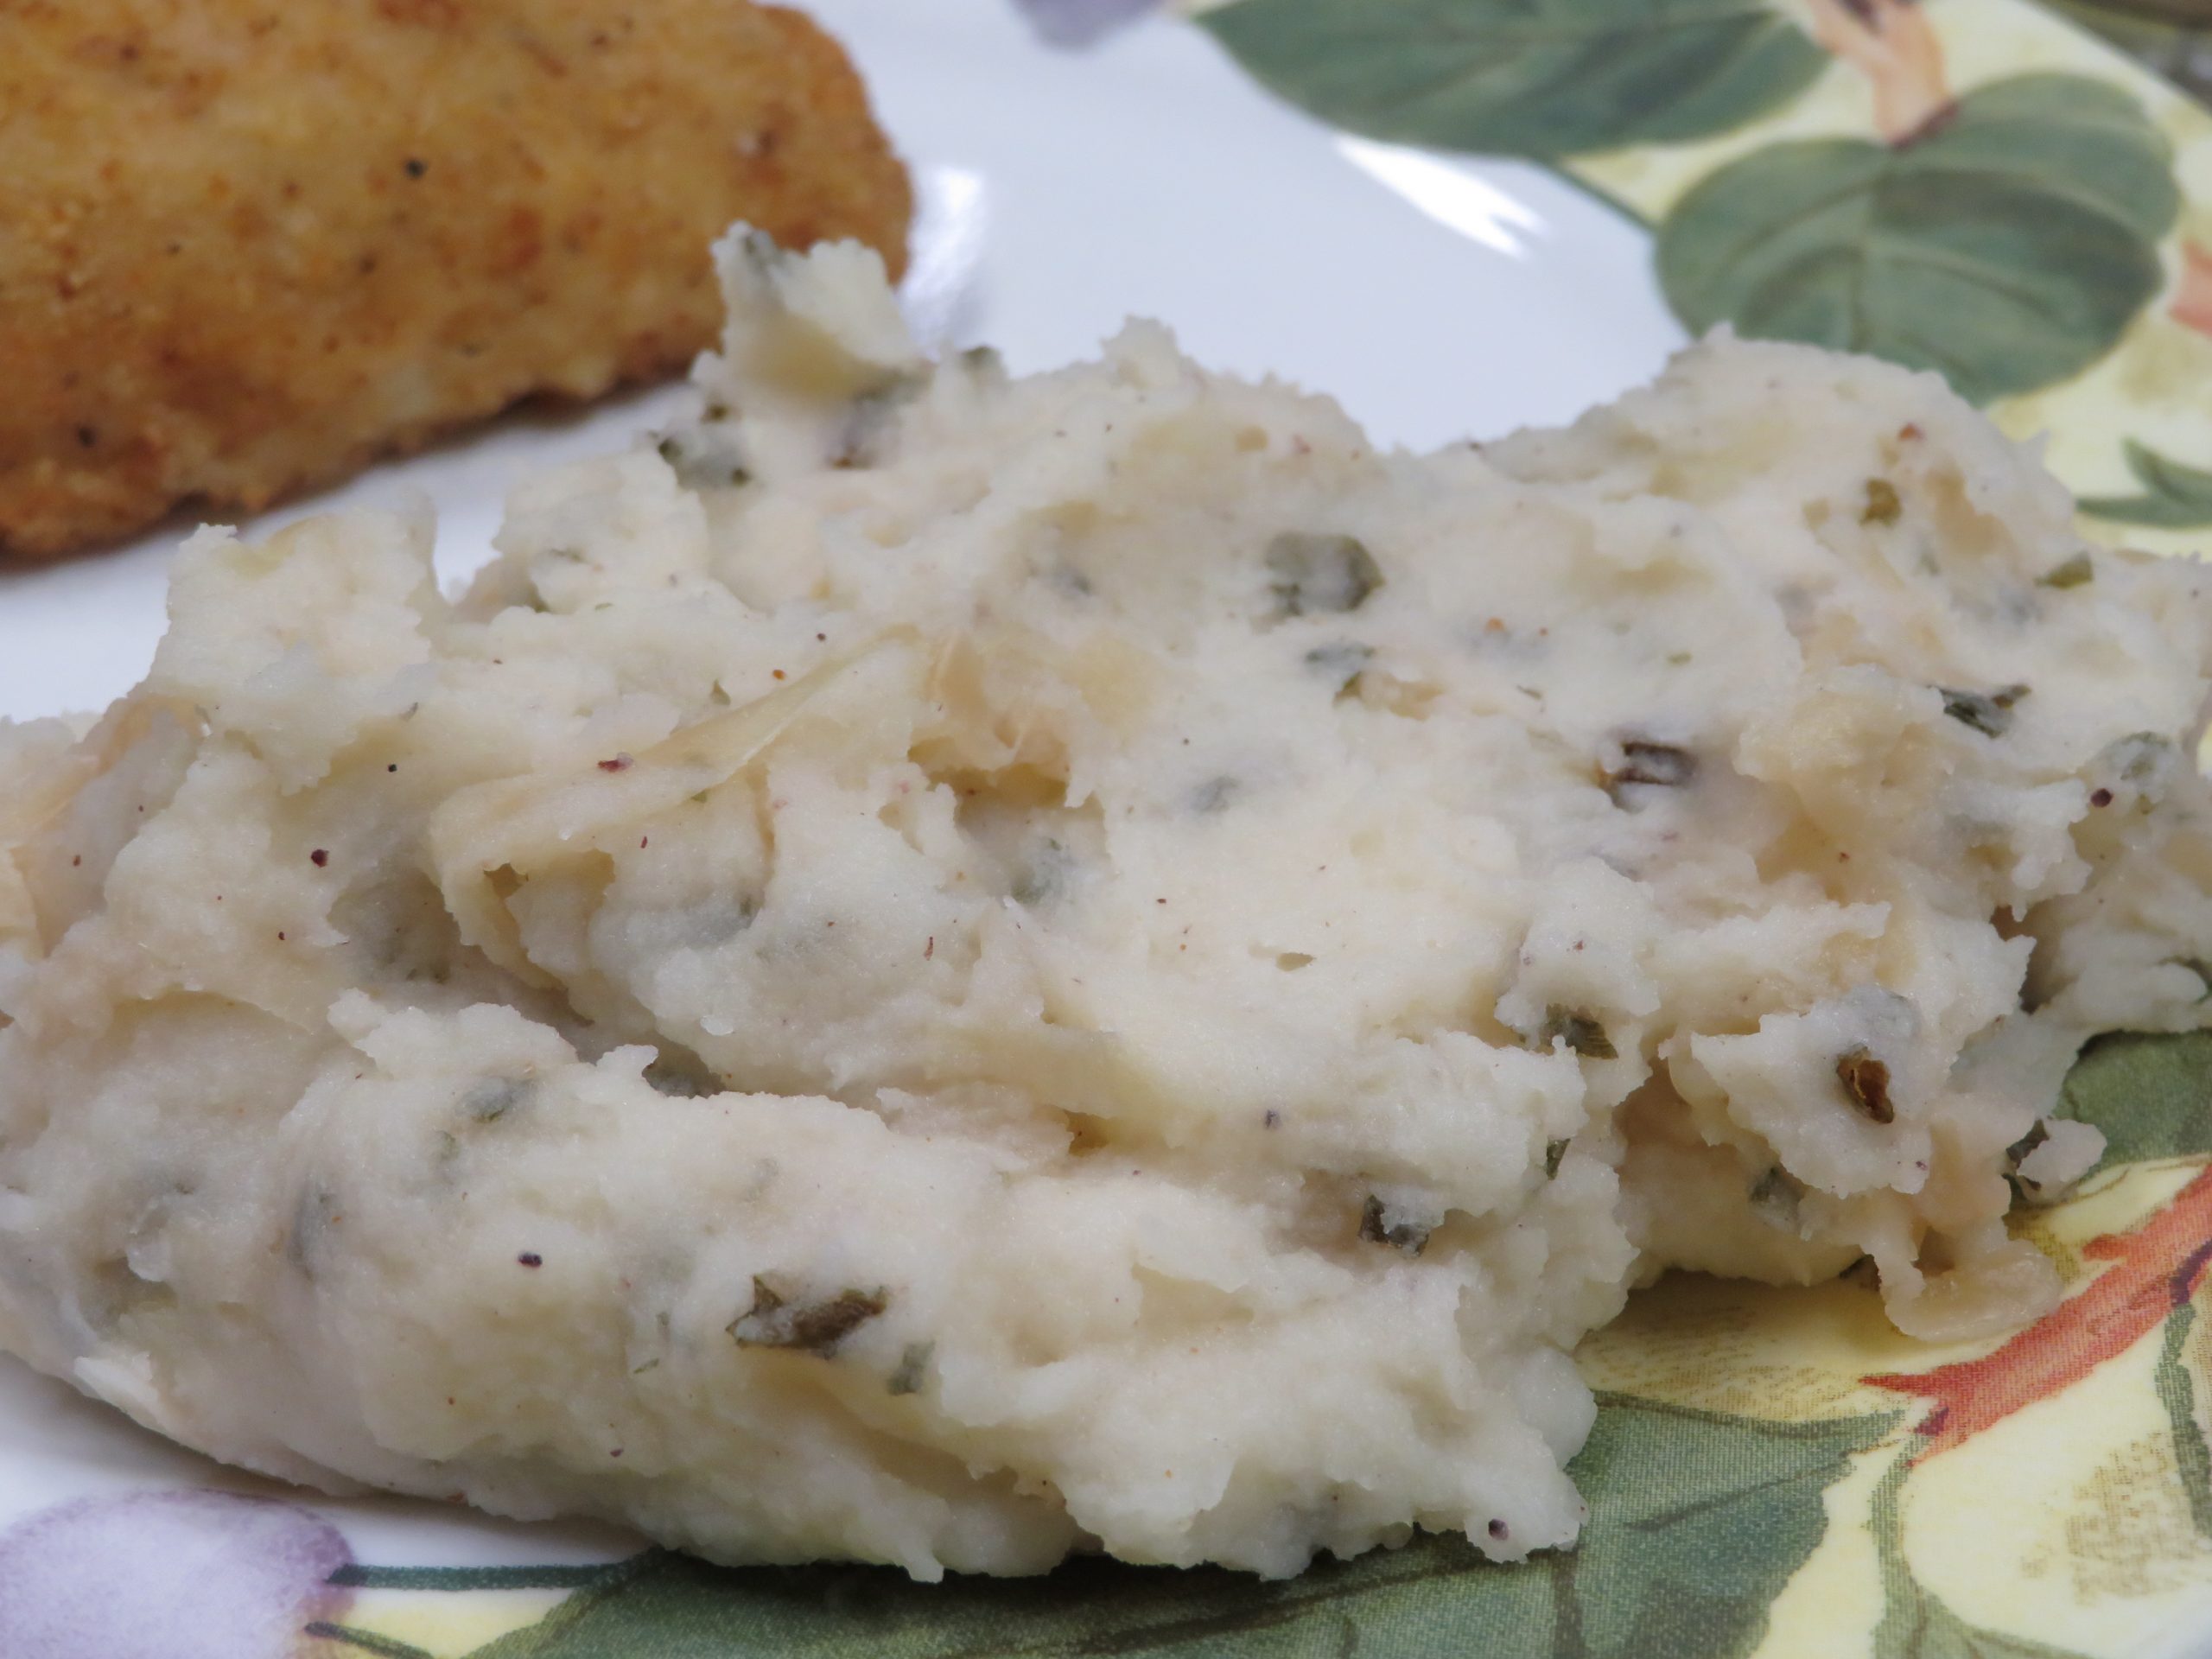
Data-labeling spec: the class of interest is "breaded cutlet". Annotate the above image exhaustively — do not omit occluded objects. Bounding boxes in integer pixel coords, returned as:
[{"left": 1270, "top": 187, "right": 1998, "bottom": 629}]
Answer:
[{"left": 0, "top": 0, "right": 911, "bottom": 560}]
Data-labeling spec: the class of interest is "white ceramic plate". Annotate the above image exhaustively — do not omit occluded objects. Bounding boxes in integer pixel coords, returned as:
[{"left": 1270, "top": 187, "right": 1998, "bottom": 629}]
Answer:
[{"left": 7, "top": 3, "right": 2212, "bottom": 1656}]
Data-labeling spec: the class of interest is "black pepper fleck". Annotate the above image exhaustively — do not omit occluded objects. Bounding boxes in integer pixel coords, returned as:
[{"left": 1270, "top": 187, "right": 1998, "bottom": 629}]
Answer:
[
  {"left": 518, "top": 1252, "right": 543, "bottom": 1268},
  {"left": 404, "top": 157, "right": 428, "bottom": 178}
]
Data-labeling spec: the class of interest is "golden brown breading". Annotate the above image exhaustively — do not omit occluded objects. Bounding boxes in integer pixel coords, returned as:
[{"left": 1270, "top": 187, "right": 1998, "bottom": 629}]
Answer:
[{"left": 0, "top": 0, "right": 911, "bottom": 561}]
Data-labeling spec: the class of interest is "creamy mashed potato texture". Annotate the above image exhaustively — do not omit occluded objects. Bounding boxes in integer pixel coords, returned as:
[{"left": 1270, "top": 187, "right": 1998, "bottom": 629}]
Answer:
[{"left": 3, "top": 232, "right": 2210, "bottom": 1580}]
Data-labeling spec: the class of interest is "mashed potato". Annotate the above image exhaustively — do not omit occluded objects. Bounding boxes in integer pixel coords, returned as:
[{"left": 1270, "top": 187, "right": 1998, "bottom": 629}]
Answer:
[{"left": 2, "top": 232, "right": 2209, "bottom": 1579}]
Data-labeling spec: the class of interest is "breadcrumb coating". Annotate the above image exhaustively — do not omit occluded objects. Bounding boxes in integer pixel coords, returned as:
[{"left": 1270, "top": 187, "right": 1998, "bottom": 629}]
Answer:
[{"left": 0, "top": 0, "right": 910, "bottom": 559}]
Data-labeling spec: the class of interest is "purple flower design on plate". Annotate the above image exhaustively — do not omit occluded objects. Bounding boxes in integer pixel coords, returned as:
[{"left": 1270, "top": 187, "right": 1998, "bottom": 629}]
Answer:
[
  {"left": 0, "top": 1490, "right": 353, "bottom": 1659},
  {"left": 1013, "top": 0, "right": 1162, "bottom": 48}
]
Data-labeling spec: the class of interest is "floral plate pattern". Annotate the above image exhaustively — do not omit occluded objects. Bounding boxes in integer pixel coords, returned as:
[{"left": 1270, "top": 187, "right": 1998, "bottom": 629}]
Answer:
[{"left": 1176, "top": 0, "right": 2212, "bottom": 550}]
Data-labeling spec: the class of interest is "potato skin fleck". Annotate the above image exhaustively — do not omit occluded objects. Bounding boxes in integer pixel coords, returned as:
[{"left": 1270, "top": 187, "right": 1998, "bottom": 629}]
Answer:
[{"left": 0, "top": 0, "right": 911, "bottom": 560}]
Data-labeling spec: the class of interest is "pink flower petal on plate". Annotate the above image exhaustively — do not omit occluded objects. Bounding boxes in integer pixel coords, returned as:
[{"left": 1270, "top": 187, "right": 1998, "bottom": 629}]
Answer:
[
  {"left": 1866, "top": 1165, "right": 2212, "bottom": 1461},
  {"left": 0, "top": 1490, "right": 353, "bottom": 1659}
]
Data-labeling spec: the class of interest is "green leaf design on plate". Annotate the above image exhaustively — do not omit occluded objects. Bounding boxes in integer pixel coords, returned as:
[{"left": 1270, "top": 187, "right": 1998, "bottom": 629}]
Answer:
[
  {"left": 2153, "top": 1300, "right": 2212, "bottom": 1539},
  {"left": 2078, "top": 440, "right": 2212, "bottom": 529},
  {"left": 1656, "top": 73, "right": 2179, "bottom": 404},
  {"left": 1868, "top": 1458, "right": 2090, "bottom": 1658},
  {"left": 1198, "top": 0, "right": 1827, "bottom": 161},
  {"left": 303, "top": 1626, "right": 438, "bottom": 1659},
  {"left": 1557, "top": 1398, "right": 1898, "bottom": 1659},
  {"left": 455, "top": 1397, "right": 1893, "bottom": 1658},
  {"left": 458, "top": 1543, "right": 1543, "bottom": 1659},
  {"left": 2056, "top": 1028, "right": 2212, "bottom": 1170},
  {"left": 1874, "top": 1592, "right": 2094, "bottom": 1659},
  {"left": 329, "top": 1563, "right": 618, "bottom": 1592}
]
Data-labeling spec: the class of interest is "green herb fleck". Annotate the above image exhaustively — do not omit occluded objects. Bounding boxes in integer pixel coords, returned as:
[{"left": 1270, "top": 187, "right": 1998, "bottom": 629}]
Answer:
[
  {"left": 1188, "top": 775, "right": 1241, "bottom": 814},
  {"left": 1304, "top": 640, "right": 1372, "bottom": 696},
  {"left": 1748, "top": 1166, "right": 1803, "bottom": 1231},
  {"left": 1938, "top": 684, "right": 2028, "bottom": 738},
  {"left": 286, "top": 1183, "right": 337, "bottom": 1278},
  {"left": 1604, "top": 739, "right": 1696, "bottom": 800},
  {"left": 656, "top": 432, "right": 751, "bottom": 491},
  {"left": 1543, "top": 1138, "right": 1569, "bottom": 1179},
  {"left": 1358, "top": 1195, "right": 1430, "bottom": 1256},
  {"left": 1266, "top": 532, "right": 1383, "bottom": 617},
  {"left": 1540, "top": 1006, "right": 1617, "bottom": 1060},
  {"left": 833, "top": 372, "right": 927, "bottom": 468},
  {"left": 460, "top": 1077, "right": 534, "bottom": 1123},
  {"left": 1011, "top": 838, "right": 1072, "bottom": 906},
  {"left": 887, "top": 1341, "right": 933, "bottom": 1396},
  {"left": 2038, "top": 552, "right": 2094, "bottom": 589},
  {"left": 2104, "top": 731, "right": 2174, "bottom": 785}
]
